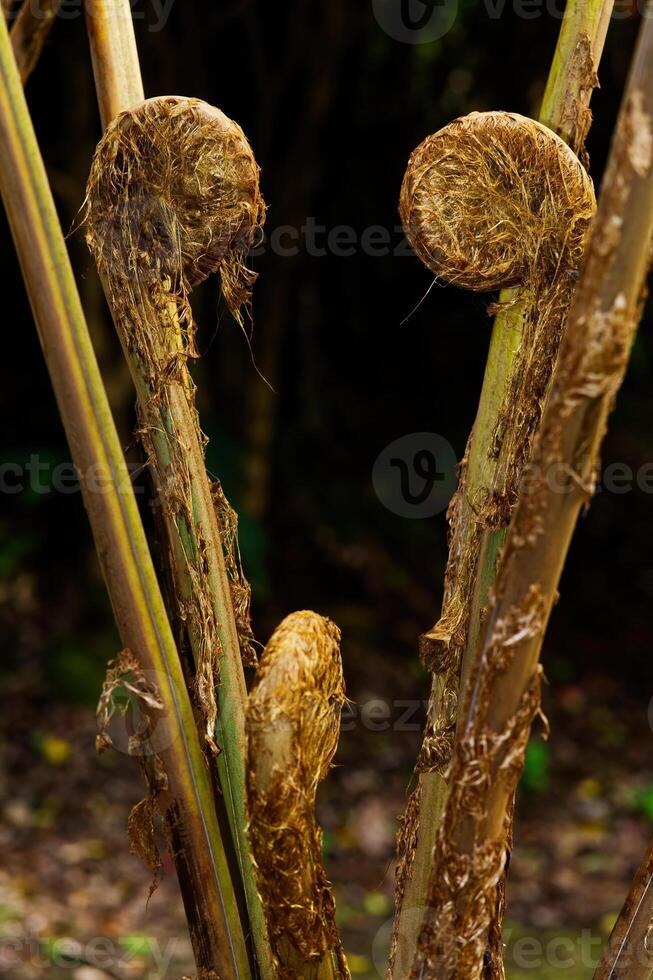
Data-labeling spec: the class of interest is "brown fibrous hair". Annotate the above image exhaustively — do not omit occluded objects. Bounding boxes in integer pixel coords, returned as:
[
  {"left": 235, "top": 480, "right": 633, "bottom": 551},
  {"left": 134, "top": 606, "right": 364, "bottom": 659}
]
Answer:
[
  {"left": 400, "top": 109, "right": 594, "bottom": 293},
  {"left": 86, "top": 94, "right": 266, "bottom": 327},
  {"left": 246, "top": 611, "right": 349, "bottom": 978}
]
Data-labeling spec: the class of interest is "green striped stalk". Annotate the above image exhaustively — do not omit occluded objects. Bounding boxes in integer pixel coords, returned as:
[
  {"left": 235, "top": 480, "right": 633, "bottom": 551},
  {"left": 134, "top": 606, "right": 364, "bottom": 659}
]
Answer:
[{"left": 0, "top": 12, "right": 249, "bottom": 977}]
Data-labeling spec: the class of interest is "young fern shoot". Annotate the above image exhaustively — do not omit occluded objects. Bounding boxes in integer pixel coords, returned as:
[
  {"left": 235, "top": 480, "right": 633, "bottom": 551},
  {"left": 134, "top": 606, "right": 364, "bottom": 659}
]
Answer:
[
  {"left": 402, "top": 110, "right": 594, "bottom": 681},
  {"left": 412, "top": 12, "right": 653, "bottom": 975},
  {"left": 390, "top": 3, "right": 614, "bottom": 971},
  {"left": 246, "top": 612, "right": 350, "bottom": 980},
  {"left": 402, "top": 112, "right": 595, "bottom": 529},
  {"left": 85, "top": 93, "right": 274, "bottom": 974},
  {"left": 86, "top": 96, "right": 263, "bottom": 744},
  {"left": 391, "top": 110, "right": 595, "bottom": 976}
]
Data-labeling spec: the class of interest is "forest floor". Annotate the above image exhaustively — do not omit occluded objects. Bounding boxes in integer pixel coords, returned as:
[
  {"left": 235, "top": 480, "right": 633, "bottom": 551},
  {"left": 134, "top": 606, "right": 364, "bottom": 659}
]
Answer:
[{"left": 1, "top": 660, "right": 652, "bottom": 980}]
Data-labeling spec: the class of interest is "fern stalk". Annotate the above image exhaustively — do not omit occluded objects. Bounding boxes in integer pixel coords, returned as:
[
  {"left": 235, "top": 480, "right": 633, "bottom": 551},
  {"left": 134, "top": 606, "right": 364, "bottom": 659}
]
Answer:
[
  {"left": 84, "top": 0, "right": 143, "bottom": 126},
  {"left": 459, "top": 0, "right": 613, "bottom": 722},
  {"left": 413, "top": 9, "right": 653, "bottom": 974},
  {"left": 391, "top": 4, "right": 614, "bottom": 974},
  {"left": 10, "top": 0, "right": 61, "bottom": 83},
  {"left": 82, "top": 1, "right": 274, "bottom": 974},
  {"left": 0, "top": 12, "right": 249, "bottom": 976}
]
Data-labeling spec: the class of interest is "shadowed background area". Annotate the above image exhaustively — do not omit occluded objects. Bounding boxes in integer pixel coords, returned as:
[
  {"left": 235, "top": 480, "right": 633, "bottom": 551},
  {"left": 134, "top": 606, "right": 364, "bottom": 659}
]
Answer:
[{"left": 1, "top": 1, "right": 652, "bottom": 977}]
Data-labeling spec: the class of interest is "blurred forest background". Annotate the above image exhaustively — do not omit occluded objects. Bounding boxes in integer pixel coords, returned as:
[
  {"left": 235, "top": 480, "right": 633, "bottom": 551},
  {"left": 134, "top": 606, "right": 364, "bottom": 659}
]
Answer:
[{"left": 1, "top": 1, "right": 653, "bottom": 977}]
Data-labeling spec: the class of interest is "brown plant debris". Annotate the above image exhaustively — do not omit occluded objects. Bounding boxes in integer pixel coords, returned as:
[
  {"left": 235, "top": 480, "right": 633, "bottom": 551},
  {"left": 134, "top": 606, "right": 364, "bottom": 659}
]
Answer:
[
  {"left": 128, "top": 796, "right": 163, "bottom": 899},
  {"left": 416, "top": 454, "right": 475, "bottom": 775},
  {"left": 393, "top": 782, "right": 422, "bottom": 918},
  {"left": 86, "top": 96, "right": 265, "bottom": 751},
  {"left": 211, "top": 480, "right": 258, "bottom": 668},
  {"left": 96, "top": 650, "right": 168, "bottom": 897},
  {"left": 246, "top": 611, "right": 350, "bottom": 979},
  {"left": 96, "top": 647, "right": 164, "bottom": 756}
]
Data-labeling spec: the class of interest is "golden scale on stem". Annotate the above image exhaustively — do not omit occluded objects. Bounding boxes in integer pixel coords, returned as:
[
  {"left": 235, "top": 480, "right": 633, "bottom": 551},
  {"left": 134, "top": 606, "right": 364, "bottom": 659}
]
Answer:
[{"left": 390, "top": 2, "right": 613, "bottom": 975}]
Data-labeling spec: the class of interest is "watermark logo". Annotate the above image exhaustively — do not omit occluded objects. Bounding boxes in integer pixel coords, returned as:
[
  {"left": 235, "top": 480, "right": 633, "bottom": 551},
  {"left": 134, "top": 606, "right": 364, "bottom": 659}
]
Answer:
[
  {"left": 372, "top": 0, "right": 459, "bottom": 43},
  {"left": 0, "top": 932, "right": 181, "bottom": 975},
  {"left": 372, "top": 0, "right": 651, "bottom": 45},
  {"left": 373, "top": 432, "right": 458, "bottom": 518},
  {"left": 371, "top": 918, "right": 611, "bottom": 976},
  {"left": 10, "top": 0, "right": 176, "bottom": 33},
  {"left": 372, "top": 0, "right": 458, "bottom": 44}
]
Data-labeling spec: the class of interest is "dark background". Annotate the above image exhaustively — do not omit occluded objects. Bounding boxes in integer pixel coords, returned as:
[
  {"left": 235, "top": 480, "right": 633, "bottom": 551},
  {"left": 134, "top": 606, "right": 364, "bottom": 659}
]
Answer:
[{"left": 1, "top": 2, "right": 653, "bottom": 978}]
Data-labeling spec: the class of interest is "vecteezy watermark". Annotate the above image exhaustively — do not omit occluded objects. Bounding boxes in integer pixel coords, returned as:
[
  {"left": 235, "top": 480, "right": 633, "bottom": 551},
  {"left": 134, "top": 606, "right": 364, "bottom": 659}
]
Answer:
[
  {"left": 372, "top": 433, "right": 653, "bottom": 519},
  {"left": 0, "top": 456, "right": 146, "bottom": 496},
  {"left": 340, "top": 697, "right": 428, "bottom": 733},
  {"left": 8, "top": 0, "right": 176, "bottom": 33},
  {"left": 4, "top": 449, "right": 653, "bottom": 504},
  {"left": 480, "top": 0, "right": 653, "bottom": 19},
  {"left": 372, "top": 0, "right": 652, "bottom": 44},
  {"left": 371, "top": 0, "right": 459, "bottom": 44},
  {"left": 0, "top": 932, "right": 182, "bottom": 976},
  {"left": 371, "top": 918, "right": 614, "bottom": 976},
  {"left": 248, "top": 219, "right": 414, "bottom": 260},
  {"left": 373, "top": 432, "right": 459, "bottom": 519}
]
